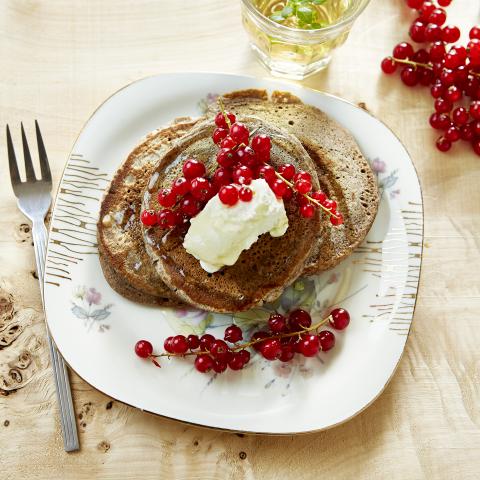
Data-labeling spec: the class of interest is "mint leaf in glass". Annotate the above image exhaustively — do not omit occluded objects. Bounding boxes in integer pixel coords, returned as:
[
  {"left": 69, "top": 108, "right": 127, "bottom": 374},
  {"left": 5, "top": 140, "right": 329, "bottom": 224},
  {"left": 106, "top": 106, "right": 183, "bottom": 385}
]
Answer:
[{"left": 296, "top": 5, "right": 314, "bottom": 24}]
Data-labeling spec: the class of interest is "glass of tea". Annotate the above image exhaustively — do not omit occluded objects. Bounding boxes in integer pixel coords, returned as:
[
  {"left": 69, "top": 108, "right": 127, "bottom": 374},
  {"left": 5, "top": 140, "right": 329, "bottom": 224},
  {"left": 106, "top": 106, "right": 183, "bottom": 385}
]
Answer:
[{"left": 241, "top": 0, "right": 371, "bottom": 79}]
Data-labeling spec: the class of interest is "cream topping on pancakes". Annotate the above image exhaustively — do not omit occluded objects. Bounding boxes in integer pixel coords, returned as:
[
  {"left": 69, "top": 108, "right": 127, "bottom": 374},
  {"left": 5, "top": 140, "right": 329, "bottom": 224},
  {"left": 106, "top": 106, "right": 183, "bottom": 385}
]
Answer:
[{"left": 183, "top": 179, "right": 288, "bottom": 273}]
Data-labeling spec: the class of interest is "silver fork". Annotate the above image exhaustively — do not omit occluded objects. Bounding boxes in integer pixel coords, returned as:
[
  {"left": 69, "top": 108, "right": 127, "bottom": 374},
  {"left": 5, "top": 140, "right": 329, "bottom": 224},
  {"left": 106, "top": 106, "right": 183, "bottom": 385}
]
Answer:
[{"left": 6, "top": 122, "right": 80, "bottom": 452}]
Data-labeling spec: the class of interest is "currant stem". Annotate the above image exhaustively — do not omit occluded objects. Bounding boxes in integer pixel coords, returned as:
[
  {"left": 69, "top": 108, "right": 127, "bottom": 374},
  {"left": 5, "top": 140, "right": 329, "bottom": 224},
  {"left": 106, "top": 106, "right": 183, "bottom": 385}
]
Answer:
[
  {"left": 392, "top": 57, "right": 480, "bottom": 78},
  {"left": 392, "top": 57, "right": 432, "bottom": 70},
  {"left": 217, "top": 97, "right": 232, "bottom": 129},
  {"left": 152, "top": 315, "right": 332, "bottom": 359},
  {"left": 273, "top": 170, "right": 340, "bottom": 219}
]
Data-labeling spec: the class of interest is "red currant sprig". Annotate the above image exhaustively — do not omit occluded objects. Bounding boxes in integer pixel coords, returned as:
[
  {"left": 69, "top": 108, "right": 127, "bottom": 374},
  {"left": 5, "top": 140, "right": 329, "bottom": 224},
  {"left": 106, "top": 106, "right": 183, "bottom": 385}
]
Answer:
[
  {"left": 381, "top": 1, "right": 480, "bottom": 156},
  {"left": 214, "top": 99, "right": 343, "bottom": 225},
  {"left": 134, "top": 307, "right": 350, "bottom": 373}
]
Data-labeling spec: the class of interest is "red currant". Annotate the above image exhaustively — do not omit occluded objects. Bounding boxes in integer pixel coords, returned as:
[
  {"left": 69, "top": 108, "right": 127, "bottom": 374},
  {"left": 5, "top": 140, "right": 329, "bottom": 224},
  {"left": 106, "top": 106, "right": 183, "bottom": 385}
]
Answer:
[
  {"left": 183, "top": 159, "right": 206, "bottom": 180},
  {"left": 237, "top": 349, "right": 251, "bottom": 365},
  {"left": 251, "top": 134, "right": 271, "bottom": 153},
  {"left": 409, "top": 21, "right": 426, "bottom": 43},
  {"left": 213, "top": 359, "right": 228, "bottom": 374},
  {"left": 187, "top": 334, "right": 200, "bottom": 350},
  {"left": 424, "top": 24, "right": 443, "bottom": 42},
  {"left": 180, "top": 195, "right": 201, "bottom": 217},
  {"left": 135, "top": 340, "right": 153, "bottom": 358},
  {"left": 442, "top": 25, "right": 460, "bottom": 43},
  {"left": 443, "top": 85, "right": 462, "bottom": 103},
  {"left": 279, "top": 345, "right": 295, "bottom": 362},
  {"left": 260, "top": 339, "right": 282, "bottom": 361},
  {"left": 429, "top": 42, "right": 446, "bottom": 62},
  {"left": 217, "top": 148, "right": 235, "bottom": 168},
  {"left": 444, "top": 47, "right": 466, "bottom": 69},
  {"left": 294, "top": 178, "right": 312, "bottom": 194},
  {"left": 158, "top": 188, "right": 176, "bottom": 208},
  {"left": 419, "top": 2, "right": 435, "bottom": 20},
  {"left": 459, "top": 124, "right": 474, "bottom": 141},
  {"left": 299, "top": 334, "right": 320, "bottom": 357},
  {"left": 311, "top": 191, "right": 327, "bottom": 204},
  {"left": 195, "top": 354, "right": 214, "bottom": 373},
  {"left": 445, "top": 126, "right": 460, "bottom": 142},
  {"left": 199, "top": 334, "right": 215, "bottom": 351},
  {"left": 393, "top": 42, "right": 414, "bottom": 60},
  {"left": 323, "top": 198, "right": 337, "bottom": 211},
  {"left": 330, "top": 308, "right": 350, "bottom": 330},
  {"left": 418, "top": 68, "right": 434, "bottom": 86},
  {"left": 412, "top": 48, "right": 430, "bottom": 64},
  {"left": 213, "top": 167, "right": 232, "bottom": 187},
  {"left": 452, "top": 107, "right": 469, "bottom": 126},
  {"left": 214, "top": 111, "right": 236, "bottom": 129},
  {"left": 171, "top": 335, "right": 188, "bottom": 354},
  {"left": 428, "top": 8, "right": 446, "bottom": 26},
  {"left": 235, "top": 146, "right": 257, "bottom": 168},
  {"left": 473, "top": 121, "right": 480, "bottom": 136},
  {"left": 239, "top": 186, "right": 253, "bottom": 202},
  {"left": 406, "top": 0, "right": 423, "bottom": 9},
  {"left": 233, "top": 165, "right": 253, "bottom": 185},
  {"left": 190, "top": 177, "right": 212, "bottom": 202},
  {"left": 172, "top": 177, "right": 190, "bottom": 197},
  {"left": 300, "top": 204, "right": 315, "bottom": 218},
  {"left": 157, "top": 209, "right": 176, "bottom": 228},
  {"left": 212, "top": 127, "right": 228, "bottom": 145},
  {"left": 470, "top": 101, "right": 480, "bottom": 120},
  {"left": 270, "top": 178, "right": 288, "bottom": 198},
  {"left": 229, "top": 122, "right": 250, "bottom": 145},
  {"left": 293, "top": 171, "right": 311, "bottom": 183},
  {"left": 140, "top": 209, "right": 158, "bottom": 227},
  {"left": 434, "top": 98, "right": 453, "bottom": 114},
  {"left": 330, "top": 212, "right": 344, "bottom": 226},
  {"left": 220, "top": 136, "right": 237, "bottom": 149},
  {"left": 251, "top": 331, "right": 270, "bottom": 351},
  {"left": 437, "top": 0, "right": 451, "bottom": 5},
  {"left": 288, "top": 309, "right": 312, "bottom": 330},
  {"left": 440, "top": 69, "right": 455, "bottom": 87},
  {"left": 224, "top": 325, "right": 243, "bottom": 343},
  {"left": 431, "top": 83, "right": 445, "bottom": 99},
  {"left": 164, "top": 336, "right": 174, "bottom": 353},
  {"left": 228, "top": 352, "right": 245, "bottom": 370},
  {"left": 381, "top": 57, "right": 397, "bottom": 74},
  {"left": 210, "top": 340, "right": 230, "bottom": 362},
  {"left": 268, "top": 313, "right": 287, "bottom": 333},
  {"left": 436, "top": 136, "right": 452, "bottom": 152},
  {"left": 429, "top": 113, "right": 451, "bottom": 130},
  {"left": 401, "top": 67, "right": 419, "bottom": 87},
  {"left": 470, "top": 26, "right": 480, "bottom": 40},
  {"left": 257, "top": 164, "right": 276, "bottom": 182},
  {"left": 219, "top": 185, "right": 239, "bottom": 206},
  {"left": 318, "top": 330, "right": 335, "bottom": 352},
  {"left": 278, "top": 163, "right": 296, "bottom": 180}
]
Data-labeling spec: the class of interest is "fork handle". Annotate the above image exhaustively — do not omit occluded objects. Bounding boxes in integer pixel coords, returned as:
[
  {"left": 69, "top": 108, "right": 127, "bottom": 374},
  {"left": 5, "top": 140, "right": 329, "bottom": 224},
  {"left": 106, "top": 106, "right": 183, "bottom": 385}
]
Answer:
[{"left": 33, "top": 218, "right": 80, "bottom": 452}]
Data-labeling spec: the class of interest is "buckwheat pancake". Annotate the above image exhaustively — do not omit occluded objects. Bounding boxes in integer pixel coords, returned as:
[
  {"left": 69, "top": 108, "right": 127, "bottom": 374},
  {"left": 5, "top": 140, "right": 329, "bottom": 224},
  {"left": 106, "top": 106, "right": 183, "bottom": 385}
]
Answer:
[
  {"left": 142, "top": 117, "right": 322, "bottom": 313},
  {"left": 209, "top": 90, "right": 380, "bottom": 275},
  {"left": 97, "top": 120, "right": 198, "bottom": 307}
]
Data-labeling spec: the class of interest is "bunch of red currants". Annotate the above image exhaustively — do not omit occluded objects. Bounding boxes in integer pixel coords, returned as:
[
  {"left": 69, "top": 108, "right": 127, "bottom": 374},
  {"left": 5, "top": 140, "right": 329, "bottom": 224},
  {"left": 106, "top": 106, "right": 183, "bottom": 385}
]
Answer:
[{"left": 381, "top": 0, "right": 480, "bottom": 155}]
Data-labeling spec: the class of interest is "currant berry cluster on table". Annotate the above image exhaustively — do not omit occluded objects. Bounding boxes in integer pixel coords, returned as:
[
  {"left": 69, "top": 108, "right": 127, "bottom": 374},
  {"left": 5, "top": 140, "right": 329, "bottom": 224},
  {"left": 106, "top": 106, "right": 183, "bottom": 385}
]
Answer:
[
  {"left": 380, "top": 0, "right": 480, "bottom": 155},
  {"left": 134, "top": 307, "right": 350, "bottom": 374},
  {"left": 141, "top": 102, "right": 343, "bottom": 228}
]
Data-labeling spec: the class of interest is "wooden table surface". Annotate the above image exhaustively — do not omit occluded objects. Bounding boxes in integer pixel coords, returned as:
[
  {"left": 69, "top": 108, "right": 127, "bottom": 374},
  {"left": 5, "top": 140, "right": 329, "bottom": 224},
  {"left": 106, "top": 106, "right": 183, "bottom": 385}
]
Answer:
[{"left": 1, "top": 1, "right": 479, "bottom": 478}]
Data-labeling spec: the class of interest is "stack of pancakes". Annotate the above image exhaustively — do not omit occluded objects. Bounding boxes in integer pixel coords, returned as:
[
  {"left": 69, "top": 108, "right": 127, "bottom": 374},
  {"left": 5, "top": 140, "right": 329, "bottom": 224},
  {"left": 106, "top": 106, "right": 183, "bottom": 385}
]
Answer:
[{"left": 97, "top": 89, "right": 379, "bottom": 313}]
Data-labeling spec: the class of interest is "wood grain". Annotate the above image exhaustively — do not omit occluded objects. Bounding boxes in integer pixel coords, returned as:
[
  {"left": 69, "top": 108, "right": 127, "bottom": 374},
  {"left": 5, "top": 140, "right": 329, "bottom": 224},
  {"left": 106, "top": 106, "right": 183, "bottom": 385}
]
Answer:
[{"left": 0, "top": 0, "right": 479, "bottom": 478}]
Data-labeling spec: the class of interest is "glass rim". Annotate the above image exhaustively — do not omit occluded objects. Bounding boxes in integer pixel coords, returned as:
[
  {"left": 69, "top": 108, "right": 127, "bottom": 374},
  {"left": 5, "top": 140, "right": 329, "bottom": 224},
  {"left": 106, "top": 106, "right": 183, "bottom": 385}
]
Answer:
[{"left": 241, "top": 0, "right": 371, "bottom": 36}]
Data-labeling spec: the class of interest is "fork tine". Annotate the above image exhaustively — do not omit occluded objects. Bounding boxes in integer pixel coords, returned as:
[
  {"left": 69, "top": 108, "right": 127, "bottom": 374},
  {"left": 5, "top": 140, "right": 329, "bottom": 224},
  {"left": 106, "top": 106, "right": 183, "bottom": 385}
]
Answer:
[
  {"left": 35, "top": 121, "right": 52, "bottom": 182},
  {"left": 21, "top": 122, "right": 37, "bottom": 182},
  {"left": 6, "top": 125, "right": 21, "bottom": 187}
]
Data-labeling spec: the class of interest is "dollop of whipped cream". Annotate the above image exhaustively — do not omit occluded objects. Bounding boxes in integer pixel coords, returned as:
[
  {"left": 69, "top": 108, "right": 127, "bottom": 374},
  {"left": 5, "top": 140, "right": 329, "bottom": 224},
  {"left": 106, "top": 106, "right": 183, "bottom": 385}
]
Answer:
[{"left": 183, "top": 178, "right": 289, "bottom": 273}]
